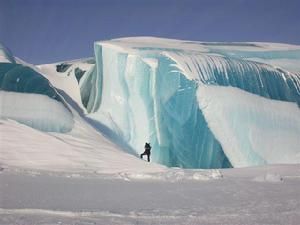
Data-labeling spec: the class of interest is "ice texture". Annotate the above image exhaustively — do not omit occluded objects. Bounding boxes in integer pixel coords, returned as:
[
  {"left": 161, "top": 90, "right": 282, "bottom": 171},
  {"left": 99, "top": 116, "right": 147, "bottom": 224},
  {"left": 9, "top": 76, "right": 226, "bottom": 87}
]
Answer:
[
  {"left": 80, "top": 37, "right": 300, "bottom": 168},
  {"left": 0, "top": 62, "right": 74, "bottom": 132}
]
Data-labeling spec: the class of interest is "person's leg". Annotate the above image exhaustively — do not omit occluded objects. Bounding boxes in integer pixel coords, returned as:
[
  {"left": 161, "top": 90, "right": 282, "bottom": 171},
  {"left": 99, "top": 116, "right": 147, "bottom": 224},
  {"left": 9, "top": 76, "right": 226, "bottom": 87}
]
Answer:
[
  {"left": 147, "top": 154, "right": 150, "bottom": 162},
  {"left": 140, "top": 152, "right": 145, "bottom": 159}
]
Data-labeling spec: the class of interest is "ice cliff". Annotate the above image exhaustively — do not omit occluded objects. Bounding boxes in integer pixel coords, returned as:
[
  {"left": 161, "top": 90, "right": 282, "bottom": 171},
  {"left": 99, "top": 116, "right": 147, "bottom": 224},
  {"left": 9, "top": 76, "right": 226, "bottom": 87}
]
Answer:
[{"left": 80, "top": 37, "right": 300, "bottom": 168}]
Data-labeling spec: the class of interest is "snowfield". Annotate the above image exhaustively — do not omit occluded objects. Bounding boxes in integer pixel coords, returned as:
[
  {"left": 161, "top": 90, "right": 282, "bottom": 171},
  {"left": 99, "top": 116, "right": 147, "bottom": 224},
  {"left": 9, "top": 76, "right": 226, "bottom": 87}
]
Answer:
[
  {"left": 1, "top": 37, "right": 300, "bottom": 224},
  {"left": 1, "top": 165, "right": 300, "bottom": 225}
]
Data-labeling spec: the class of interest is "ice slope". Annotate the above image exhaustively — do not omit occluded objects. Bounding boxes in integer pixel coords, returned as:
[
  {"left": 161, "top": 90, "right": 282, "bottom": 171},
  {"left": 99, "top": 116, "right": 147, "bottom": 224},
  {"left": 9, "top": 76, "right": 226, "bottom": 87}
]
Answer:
[
  {"left": 0, "top": 114, "right": 165, "bottom": 174},
  {"left": 80, "top": 37, "right": 300, "bottom": 168}
]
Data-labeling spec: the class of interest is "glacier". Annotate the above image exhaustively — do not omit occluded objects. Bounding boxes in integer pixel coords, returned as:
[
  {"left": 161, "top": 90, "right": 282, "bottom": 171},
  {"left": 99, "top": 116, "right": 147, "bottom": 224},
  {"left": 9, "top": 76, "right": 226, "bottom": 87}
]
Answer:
[
  {"left": 1, "top": 37, "right": 300, "bottom": 169},
  {"left": 79, "top": 37, "right": 300, "bottom": 168}
]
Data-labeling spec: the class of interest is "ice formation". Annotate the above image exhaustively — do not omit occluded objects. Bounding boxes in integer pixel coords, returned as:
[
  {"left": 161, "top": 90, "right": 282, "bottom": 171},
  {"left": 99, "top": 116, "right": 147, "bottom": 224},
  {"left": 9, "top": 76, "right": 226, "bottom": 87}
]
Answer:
[
  {"left": 0, "top": 60, "right": 74, "bottom": 132},
  {"left": 80, "top": 37, "right": 300, "bottom": 168},
  {"left": 198, "top": 86, "right": 300, "bottom": 167},
  {"left": 1, "top": 37, "right": 299, "bottom": 168}
]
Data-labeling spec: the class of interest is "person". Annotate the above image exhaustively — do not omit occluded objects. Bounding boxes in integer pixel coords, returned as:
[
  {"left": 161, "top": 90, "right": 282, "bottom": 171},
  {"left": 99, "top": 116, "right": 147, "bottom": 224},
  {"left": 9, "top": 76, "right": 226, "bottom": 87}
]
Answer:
[{"left": 140, "top": 142, "right": 151, "bottom": 162}]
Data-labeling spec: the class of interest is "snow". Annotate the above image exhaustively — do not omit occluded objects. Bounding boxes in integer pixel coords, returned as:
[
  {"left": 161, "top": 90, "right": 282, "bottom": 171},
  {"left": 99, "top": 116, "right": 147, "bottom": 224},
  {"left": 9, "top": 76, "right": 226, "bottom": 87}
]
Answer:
[
  {"left": 253, "top": 173, "right": 283, "bottom": 183},
  {"left": 0, "top": 91, "right": 74, "bottom": 132},
  {"left": 37, "top": 59, "right": 95, "bottom": 111},
  {"left": 0, "top": 117, "right": 165, "bottom": 174},
  {"left": 1, "top": 165, "right": 300, "bottom": 225},
  {"left": 97, "top": 37, "right": 300, "bottom": 52}
]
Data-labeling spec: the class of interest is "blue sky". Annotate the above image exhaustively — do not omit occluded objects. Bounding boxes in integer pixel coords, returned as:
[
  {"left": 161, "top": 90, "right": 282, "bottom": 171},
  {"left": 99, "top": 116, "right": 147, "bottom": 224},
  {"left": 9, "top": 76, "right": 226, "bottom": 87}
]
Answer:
[{"left": 1, "top": 0, "right": 299, "bottom": 64}]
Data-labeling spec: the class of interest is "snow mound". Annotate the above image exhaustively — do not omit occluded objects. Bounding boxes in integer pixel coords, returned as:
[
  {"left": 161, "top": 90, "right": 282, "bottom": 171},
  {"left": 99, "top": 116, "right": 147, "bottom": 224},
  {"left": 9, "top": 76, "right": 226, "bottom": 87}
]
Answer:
[{"left": 0, "top": 91, "right": 74, "bottom": 132}]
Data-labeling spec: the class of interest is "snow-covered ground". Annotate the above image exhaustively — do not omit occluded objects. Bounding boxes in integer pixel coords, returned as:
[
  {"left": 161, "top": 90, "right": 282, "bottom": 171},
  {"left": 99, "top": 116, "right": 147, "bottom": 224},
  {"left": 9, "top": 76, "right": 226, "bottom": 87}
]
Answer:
[
  {"left": 1, "top": 164, "right": 300, "bottom": 225},
  {"left": 1, "top": 103, "right": 300, "bottom": 224}
]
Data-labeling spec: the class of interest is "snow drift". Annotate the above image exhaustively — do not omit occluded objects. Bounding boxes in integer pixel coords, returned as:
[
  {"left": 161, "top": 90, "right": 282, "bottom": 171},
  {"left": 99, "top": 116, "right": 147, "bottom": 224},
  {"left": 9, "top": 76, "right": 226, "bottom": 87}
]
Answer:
[{"left": 0, "top": 91, "right": 73, "bottom": 132}]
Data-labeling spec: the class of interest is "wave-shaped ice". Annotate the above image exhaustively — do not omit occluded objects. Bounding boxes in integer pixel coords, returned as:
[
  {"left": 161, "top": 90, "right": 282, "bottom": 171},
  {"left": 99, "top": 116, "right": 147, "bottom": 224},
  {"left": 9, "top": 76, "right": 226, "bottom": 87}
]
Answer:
[
  {"left": 0, "top": 62, "right": 74, "bottom": 132},
  {"left": 79, "top": 37, "right": 300, "bottom": 168},
  {"left": 0, "top": 63, "right": 63, "bottom": 101},
  {"left": 0, "top": 37, "right": 298, "bottom": 180},
  {"left": 3, "top": 37, "right": 297, "bottom": 168}
]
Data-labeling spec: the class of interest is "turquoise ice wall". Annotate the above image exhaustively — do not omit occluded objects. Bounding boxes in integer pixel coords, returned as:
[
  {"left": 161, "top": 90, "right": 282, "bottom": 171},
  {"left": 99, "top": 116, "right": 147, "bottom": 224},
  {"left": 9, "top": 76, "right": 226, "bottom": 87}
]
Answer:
[{"left": 80, "top": 40, "right": 300, "bottom": 169}]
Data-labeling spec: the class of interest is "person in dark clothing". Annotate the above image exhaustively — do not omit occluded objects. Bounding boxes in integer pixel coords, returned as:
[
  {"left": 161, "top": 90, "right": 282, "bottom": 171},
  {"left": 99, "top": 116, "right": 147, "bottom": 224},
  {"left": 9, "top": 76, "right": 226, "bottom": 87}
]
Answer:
[{"left": 140, "top": 142, "right": 151, "bottom": 162}]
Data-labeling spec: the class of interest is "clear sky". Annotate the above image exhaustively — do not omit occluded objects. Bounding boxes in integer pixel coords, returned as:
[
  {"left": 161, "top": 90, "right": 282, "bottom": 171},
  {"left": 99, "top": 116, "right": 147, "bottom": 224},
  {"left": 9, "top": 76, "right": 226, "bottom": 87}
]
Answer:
[{"left": 1, "top": 0, "right": 299, "bottom": 64}]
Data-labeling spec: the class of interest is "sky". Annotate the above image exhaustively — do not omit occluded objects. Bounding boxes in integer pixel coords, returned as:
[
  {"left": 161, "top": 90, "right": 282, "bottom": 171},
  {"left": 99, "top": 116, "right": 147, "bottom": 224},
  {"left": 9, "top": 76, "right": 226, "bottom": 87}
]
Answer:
[{"left": 0, "top": 0, "right": 300, "bottom": 64}]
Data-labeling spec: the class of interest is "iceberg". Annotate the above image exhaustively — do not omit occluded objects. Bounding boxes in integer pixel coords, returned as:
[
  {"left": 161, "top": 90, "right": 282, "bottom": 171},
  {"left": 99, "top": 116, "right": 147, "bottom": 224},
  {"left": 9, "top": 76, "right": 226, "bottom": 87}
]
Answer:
[{"left": 80, "top": 37, "right": 300, "bottom": 168}]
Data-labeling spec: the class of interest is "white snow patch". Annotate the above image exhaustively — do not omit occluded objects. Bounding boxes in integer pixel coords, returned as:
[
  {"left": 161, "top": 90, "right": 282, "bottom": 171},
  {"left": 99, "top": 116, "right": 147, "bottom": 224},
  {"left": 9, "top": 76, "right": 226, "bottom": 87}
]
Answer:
[
  {"left": 253, "top": 173, "right": 284, "bottom": 183},
  {"left": 117, "top": 169, "right": 223, "bottom": 182},
  {"left": 0, "top": 91, "right": 74, "bottom": 132}
]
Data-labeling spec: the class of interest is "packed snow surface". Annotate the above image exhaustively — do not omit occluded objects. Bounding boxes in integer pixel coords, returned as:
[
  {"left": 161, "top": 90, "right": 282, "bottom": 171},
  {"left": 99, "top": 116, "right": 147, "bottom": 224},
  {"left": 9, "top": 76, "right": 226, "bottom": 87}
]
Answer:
[{"left": 1, "top": 165, "right": 300, "bottom": 225}]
